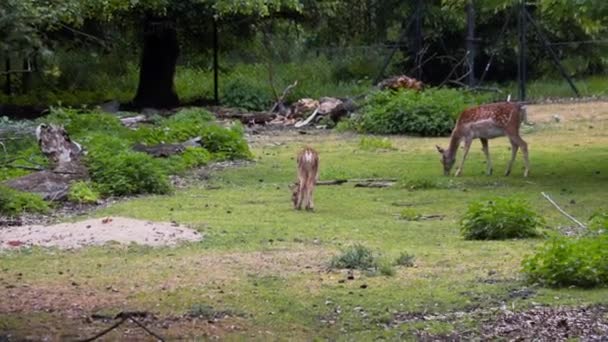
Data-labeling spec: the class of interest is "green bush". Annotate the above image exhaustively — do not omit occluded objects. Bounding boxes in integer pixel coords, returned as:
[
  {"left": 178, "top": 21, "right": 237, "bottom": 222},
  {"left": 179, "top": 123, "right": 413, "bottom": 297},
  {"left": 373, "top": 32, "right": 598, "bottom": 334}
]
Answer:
[
  {"left": 399, "top": 208, "right": 422, "bottom": 221},
  {"left": 588, "top": 211, "right": 608, "bottom": 236},
  {"left": 84, "top": 135, "right": 170, "bottom": 196},
  {"left": 0, "top": 186, "right": 49, "bottom": 216},
  {"left": 394, "top": 252, "right": 416, "bottom": 267},
  {"left": 350, "top": 88, "right": 487, "bottom": 136},
  {"left": 330, "top": 244, "right": 378, "bottom": 270},
  {"left": 222, "top": 75, "right": 273, "bottom": 111},
  {"left": 460, "top": 197, "right": 543, "bottom": 240},
  {"left": 358, "top": 136, "right": 395, "bottom": 151},
  {"left": 67, "top": 181, "right": 100, "bottom": 204},
  {"left": 133, "top": 108, "right": 251, "bottom": 160},
  {"left": 522, "top": 234, "right": 608, "bottom": 287},
  {"left": 44, "top": 107, "right": 127, "bottom": 138}
]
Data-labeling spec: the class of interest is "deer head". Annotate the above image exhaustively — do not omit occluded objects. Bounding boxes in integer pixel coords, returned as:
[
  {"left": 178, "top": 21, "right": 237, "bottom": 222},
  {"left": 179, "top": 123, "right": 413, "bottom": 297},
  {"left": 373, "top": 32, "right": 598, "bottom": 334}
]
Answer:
[{"left": 436, "top": 145, "right": 455, "bottom": 176}]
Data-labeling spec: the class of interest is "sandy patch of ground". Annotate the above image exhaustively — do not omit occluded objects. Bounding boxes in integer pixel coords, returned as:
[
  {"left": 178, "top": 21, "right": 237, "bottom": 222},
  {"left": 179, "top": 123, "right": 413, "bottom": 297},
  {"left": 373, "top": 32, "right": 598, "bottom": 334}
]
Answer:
[
  {"left": 0, "top": 217, "right": 203, "bottom": 250},
  {"left": 527, "top": 101, "right": 608, "bottom": 123}
]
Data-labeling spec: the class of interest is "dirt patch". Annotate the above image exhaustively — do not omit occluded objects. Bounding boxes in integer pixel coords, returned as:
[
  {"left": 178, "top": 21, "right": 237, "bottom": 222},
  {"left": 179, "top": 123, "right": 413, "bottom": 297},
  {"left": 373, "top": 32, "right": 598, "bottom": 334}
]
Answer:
[
  {"left": 527, "top": 101, "right": 608, "bottom": 123},
  {"left": 0, "top": 217, "right": 203, "bottom": 250}
]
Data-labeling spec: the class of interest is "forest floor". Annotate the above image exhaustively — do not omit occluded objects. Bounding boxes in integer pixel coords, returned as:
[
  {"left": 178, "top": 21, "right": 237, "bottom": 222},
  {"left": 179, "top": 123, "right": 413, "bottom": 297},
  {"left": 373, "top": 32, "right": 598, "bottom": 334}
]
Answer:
[{"left": 1, "top": 101, "right": 608, "bottom": 340}]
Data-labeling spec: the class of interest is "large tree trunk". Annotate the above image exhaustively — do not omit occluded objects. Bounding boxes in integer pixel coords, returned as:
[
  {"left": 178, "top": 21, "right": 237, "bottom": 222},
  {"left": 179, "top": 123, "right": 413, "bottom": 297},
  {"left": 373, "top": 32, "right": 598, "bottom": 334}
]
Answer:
[{"left": 133, "top": 16, "right": 180, "bottom": 109}]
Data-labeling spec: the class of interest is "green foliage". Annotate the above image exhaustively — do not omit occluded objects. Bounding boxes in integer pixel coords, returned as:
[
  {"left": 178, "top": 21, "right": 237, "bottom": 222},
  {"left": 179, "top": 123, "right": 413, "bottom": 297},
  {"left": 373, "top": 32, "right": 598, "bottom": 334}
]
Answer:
[
  {"left": 44, "top": 107, "right": 127, "bottom": 138},
  {"left": 522, "top": 234, "right": 608, "bottom": 288},
  {"left": 399, "top": 177, "right": 439, "bottom": 190},
  {"left": 460, "top": 197, "right": 543, "bottom": 240},
  {"left": 358, "top": 136, "right": 395, "bottom": 151},
  {"left": 330, "top": 244, "right": 377, "bottom": 270},
  {"left": 350, "top": 88, "right": 487, "bottom": 136},
  {"left": 399, "top": 209, "right": 422, "bottom": 221},
  {"left": 394, "top": 252, "right": 416, "bottom": 267},
  {"left": 588, "top": 211, "right": 608, "bottom": 236},
  {"left": 378, "top": 261, "right": 396, "bottom": 277},
  {"left": 67, "top": 181, "right": 100, "bottom": 204},
  {"left": 0, "top": 186, "right": 49, "bottom": 216},
  {"left": 133, "top": 108, "right": 251, "bottom": 160},
  {"left": 221, "top": 76, "right": 273, "bottom": 111},
  {"left": 84, "top": 134, "right": 171, "bottom": 197}
]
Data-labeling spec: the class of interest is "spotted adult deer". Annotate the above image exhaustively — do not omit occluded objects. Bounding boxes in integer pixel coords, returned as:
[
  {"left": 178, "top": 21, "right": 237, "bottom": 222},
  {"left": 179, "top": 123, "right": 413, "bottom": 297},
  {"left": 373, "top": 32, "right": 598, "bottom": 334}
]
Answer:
[
  {"left": 436, "top": 102, "right": 530, "bottom": 177},
  {"left": 290, "top": 147, "right": 319, "bottom": 211}
]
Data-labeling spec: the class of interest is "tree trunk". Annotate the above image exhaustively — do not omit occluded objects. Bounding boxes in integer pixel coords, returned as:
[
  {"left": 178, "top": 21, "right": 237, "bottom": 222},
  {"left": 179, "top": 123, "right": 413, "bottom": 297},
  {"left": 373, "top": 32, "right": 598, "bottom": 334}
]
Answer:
[{"left": 133, "top": 15, "right": 180, "bottom": 109}]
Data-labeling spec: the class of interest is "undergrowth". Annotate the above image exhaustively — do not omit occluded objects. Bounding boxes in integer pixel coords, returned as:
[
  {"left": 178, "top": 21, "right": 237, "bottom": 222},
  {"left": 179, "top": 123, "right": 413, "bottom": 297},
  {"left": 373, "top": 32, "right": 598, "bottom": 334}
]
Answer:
[
  {"left": 348, "top": 88, "right": 489, "bottom": 136},
  {"left": 523, "top": 234, "right": 608, "bottom": 288},
  {"left": 4, "top": 107, "right": 251, "bottom": 199},
  {"left": 460, "top": 197, "right": 543, "bottom": 240},
  {"left": 0, "top": 186, "right": 49, "bottom": 216}
]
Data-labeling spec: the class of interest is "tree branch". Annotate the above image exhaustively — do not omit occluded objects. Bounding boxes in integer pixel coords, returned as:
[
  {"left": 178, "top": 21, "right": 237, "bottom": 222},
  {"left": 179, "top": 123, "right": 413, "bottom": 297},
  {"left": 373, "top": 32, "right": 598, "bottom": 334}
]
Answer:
[{"left": 541, "top": 192, "right": 587, "bottom": 229}]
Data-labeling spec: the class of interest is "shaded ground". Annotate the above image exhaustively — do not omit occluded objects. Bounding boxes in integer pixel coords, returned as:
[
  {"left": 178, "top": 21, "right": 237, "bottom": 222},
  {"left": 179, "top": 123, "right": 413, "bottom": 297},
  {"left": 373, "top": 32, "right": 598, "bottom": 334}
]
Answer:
[{"left": 0, "top": 217, "right": 202, "bottom": 250}]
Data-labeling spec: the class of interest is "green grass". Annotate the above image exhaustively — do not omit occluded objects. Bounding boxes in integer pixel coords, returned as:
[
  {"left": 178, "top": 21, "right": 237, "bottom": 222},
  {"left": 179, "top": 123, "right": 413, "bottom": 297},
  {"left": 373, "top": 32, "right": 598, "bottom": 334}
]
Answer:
[
  {"left": 1, "top": 111, "right": 608, "bottom": 339},
  {"left": 500, "top": 75, "right": 608, "bottom": 100}
]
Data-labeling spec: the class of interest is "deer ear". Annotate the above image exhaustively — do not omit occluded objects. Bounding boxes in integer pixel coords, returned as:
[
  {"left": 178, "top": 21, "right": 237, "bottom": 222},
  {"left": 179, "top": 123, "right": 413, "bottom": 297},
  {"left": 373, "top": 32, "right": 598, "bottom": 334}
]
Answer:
[{"left": 435, "top": 145, "right": 445, "bottom": 154}]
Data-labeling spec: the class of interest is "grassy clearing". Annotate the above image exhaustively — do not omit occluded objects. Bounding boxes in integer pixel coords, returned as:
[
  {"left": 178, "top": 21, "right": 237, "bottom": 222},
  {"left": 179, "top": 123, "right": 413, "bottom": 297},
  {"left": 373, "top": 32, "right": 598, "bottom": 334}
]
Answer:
[{"left": 1, "top": 103, "right": 608, "bottom": 339}]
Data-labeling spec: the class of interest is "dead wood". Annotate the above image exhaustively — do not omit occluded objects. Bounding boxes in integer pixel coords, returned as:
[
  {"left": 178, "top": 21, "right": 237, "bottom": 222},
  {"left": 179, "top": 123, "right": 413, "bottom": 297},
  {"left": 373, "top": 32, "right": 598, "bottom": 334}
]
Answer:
[
  {"left": 377, "top": 75, "right": 424, "bottom": 91},
  {"left": 3, "top": 124, "right": 87, "bottom": 200},
  {"left": 120, "top": 115, "right": 152, "bottom": 128},
  {"left": 354, "top": 181, "right": 395, "bottom": 188},
  {"left": 133, "top": 137, "right": 202, "bottom": 157},
  {"left": 541, "top": 192, "right": 587, "bottom": 229},
  {"left": 215, "top": 109, "right": 276, "bottom": 125},
  {"left": 316, "top": 179, "right": 348, "bottom": 185},
  {"left": 269, "top": 80, "right": 298, "bottom": 114}
]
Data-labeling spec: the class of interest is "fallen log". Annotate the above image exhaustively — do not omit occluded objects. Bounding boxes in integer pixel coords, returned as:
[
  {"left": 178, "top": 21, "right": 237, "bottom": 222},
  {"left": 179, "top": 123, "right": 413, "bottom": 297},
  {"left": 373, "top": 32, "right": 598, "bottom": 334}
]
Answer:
[
  {"left": 3, "top": 124, "right": 87, "bottom": 201},
  {"left": 354, "top": 181, "right": 395, "bottom": 188},
  {"left": 120, "top": 115, "right": 152, "bottom": 128},
  {"left": 316, "top": 179, "right": 348, "bottom": 186},
  {"left": 215, "top": 110, "right": 276, "bottom": 125},
  {"left": 132, "top": 137, "right": 202, "bottom": 157}
]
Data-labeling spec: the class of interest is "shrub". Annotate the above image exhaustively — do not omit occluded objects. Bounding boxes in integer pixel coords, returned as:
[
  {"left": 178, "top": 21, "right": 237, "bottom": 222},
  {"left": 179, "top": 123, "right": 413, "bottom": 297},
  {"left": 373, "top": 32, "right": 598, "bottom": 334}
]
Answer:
[
  {"left": 378, "top": 261, "right": 396, "bottom": 276},
  {"left": 399, "top": 177, "right": 439, "bottom": 190},
  {"left": 222, "top": 75, "right": 273, "bottom": 111},
  {"left": 133, "top": 108, "right": 251, "bottom": 160},
  {"left": 399, "top": 209, "right": 422, "bottom": 221},
  {"left": 358, "top": 136, "right": 395, "bottom": 151},
  {"left": 522, "top": 234, "right": 608, "bottom": 287},
  {"left": 588, "top": 211, "right": 607, "bottom": 236},
  {"left": 460, "top": 197, "right": 543, "bottom": 240},
  {"left": 330, "top": 244, "right": 378, "bottom": 270},
  {"left": 84, "top": 135, "right": 170, "bottom": 196},
  {"left": 394, "top": 252, "right": 416, "bottom": 267},
  {"left": 350, "top": 88, "right": 487, "bottom": 136},
  {"left": 44, "top": 107, "right": 127, "bottom": 138},
  {"left": 67, "top": 181, "right": 100, "bottom": 204},
  {"left": 0, "top": 186, "right": 49, "bottom": 216}
]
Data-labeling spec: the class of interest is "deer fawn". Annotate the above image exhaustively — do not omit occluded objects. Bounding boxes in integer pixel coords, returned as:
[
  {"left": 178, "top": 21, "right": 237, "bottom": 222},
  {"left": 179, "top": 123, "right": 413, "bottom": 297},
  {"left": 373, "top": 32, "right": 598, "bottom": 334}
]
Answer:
[
  {"left": 290, "top": 147, "right": 319, "bottom": 211},
  {"left": 436, "top": 102, "right": 530, "bottom": 177}
]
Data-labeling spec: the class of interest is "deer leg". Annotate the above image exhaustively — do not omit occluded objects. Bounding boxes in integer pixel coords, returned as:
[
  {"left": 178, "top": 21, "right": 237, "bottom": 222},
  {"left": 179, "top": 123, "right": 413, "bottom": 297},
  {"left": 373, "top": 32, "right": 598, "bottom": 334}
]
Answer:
[
  {"left": 454, "top": 137, "right": 473, "bottom": 177},
  {"left": 306, "top": 180, "right": 315, "bottom": 211},
  {"left": 505, "top": 139, "right": 519, "bottom": 176},
  {"left": 296, "top": 179, "right": 305, "bottom": 210},
  {"left": 510, "top": 135, "right": 530, "bottom": 177},
  {"left": 480, "top": 138, "right": 493, "bottom": 176}
]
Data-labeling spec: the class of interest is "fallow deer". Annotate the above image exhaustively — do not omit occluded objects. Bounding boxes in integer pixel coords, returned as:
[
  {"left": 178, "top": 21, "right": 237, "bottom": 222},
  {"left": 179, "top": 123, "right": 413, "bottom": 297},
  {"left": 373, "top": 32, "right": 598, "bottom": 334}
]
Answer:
[
  {"left": 290, "top": 147, "right": 319, "bottom": 211},
  {"left": 436, "top": 102, "right": 530, "bottom": 177}
]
